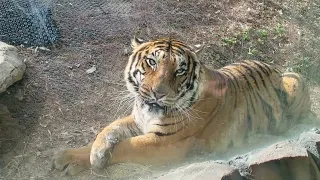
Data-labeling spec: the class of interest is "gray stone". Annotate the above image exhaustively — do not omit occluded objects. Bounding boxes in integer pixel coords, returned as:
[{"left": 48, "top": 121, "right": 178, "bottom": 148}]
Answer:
[
  {"left": 297, "top": 128, "right": 320, "bottom": 169},
  {"left": 248, "top": 141, "right": 320, "bottom": 180},
  {"left": 229, "top": 139, "right": 320, "bottom": 180},
  {"left": 155, "top": 161, "right": 243, "bottom": 180},
  {"left": 0, "top": 41, "right": 26, "bottom": 93}
]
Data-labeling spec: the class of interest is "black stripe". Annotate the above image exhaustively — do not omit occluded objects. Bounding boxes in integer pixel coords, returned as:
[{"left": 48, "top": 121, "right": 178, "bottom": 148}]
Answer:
[
  {"left": 221, "top": 69, "right": 241, "bottom": 89},
  {"left": 234, "top": 68, "right": 253, "bottom": 91},
  {"left": 242, "top": 63, "right": 267, "bottom": 90},
  {"left": 180, "top": 61, "right": 187, "bottom": 67},
  {"left": 247, "top": 115, "right": 252, "bottom": 131},
  {"left": 240, "top": 64, "right": 260, "bottom": 90},
  {"left": 178, "top": 91, "right": 186, "bottom": 99},
  {"left": 186, "top": 61, "right": 196, "bottom": 90},
  {"left": 173, "top": 42, "right": 190, "bottom": 50},
  {"left": 152, "top": 127, "right": 183, "bottom": 136},
  {"left": 173, "top": 56, "right": 177, "bottom": 63},
  {"left": 252, "top": 61, "right": 270, "bottom": 76},
  {"left": 133, "top": 69, "right": 140, "bottom": 79},
  {"left": 234, "top": 65, "right": 259, "bottom": 115},
  {"left": 176, "top": 46, "right": 186, "bottom": 54},
  {"left": 257, "top": 93, "right": 277, "bottom": 132},
  {"left": 180, "top": 76, "right": 189, "bottom": 89},
  {"left": 133, "top": 52, "right": 142, "bottom": 73},
  {"left": 259, "top": 61, "right": 273, "bottom": 74},
  {"left": 127, "top": 53, "right": 138, "bottom": 87},
  {"left": 135, "top": 45, "right": 148, "bottom": 52},
  {"left": 228, "top": 141, "right": 234, "bottom": 148},
  {"left": 154, "top": 41, "right": 167, "bottom": 46},
  {"left": 139, "top": 89, "right": 150, "bottom": 97},
  {"left": 188, "top": 73, "right": 197, "bottom": 90},
  {"left": 189, "top": 90, "right": 197, "bottom": 106},
  {"left": 127, "top": 123, "right": 139, "bottom": 137},
  {"left": 137, "top": 52, "right": 142, "bottom": 61},
  {"left": 223, "top": 74, "right": 237, "bottom": 108},
  {"left": 154, "top": 45, "right": 166, "bottom": 49},
  {"left": 154, "top": 120, "right": 184, "bottom": 127},
  {"left": 186, "top": 55, "right": 192, "bottom": 71},
  {"left": 248, "top": 92, "right": 256, "bottom": 114},
  {"left": 275, "top": 88, "right": 288, "bottom": 107},
  {"left": 172, "top": 47, "right": 185, "bottom": 55},
  {"left": 141, "top": 61, "right": 147, "bottom": 72}
]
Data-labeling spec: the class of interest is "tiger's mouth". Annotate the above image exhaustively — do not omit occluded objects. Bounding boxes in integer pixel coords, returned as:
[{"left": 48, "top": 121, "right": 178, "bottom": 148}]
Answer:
[
  {"left": 139, "top": 95, "right": 177, "bottom": 113},
  {"left": 145, "top": 101, "right": 165, "bottom": 110}
]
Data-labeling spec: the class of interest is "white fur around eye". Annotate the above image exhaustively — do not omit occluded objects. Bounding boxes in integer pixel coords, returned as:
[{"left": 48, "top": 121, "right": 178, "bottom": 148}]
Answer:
[
  {"left": 136, "top": 71, "right": 141, "bottom": 83},
  {"left": 136, "top": 71, "right": 145, "bottom": 83}
]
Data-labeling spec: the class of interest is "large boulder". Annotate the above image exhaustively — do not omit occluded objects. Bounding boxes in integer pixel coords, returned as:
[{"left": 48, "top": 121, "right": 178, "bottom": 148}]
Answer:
[
  {"left": 0, "top": 41, "right": 26, "bottom": 93},
  {"left": 228, "top": 129, "right": 320, "bottom": 180}
]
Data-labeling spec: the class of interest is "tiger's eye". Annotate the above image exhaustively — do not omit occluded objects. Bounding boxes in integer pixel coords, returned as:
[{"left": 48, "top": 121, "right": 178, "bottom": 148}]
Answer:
[
  {"left": 176, "top": 69, "right": 186, "bottom": 76},
  {"left": 147, "top": 58, "right": 156, "bottom": 66}
]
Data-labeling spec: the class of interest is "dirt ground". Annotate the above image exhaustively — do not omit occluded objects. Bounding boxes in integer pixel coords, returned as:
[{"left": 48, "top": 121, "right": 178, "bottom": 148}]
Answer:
[{"left": 1, "top": 0, "right": 320, "bottom": 179}]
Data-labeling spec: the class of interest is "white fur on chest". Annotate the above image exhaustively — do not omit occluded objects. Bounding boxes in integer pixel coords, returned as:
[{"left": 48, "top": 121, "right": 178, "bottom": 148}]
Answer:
[{"left": 133, "top": 103, "right": 164, "bottom": 134}]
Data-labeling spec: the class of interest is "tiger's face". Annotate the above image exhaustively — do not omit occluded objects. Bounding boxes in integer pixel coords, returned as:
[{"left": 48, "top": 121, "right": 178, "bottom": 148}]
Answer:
[{"left": 125, "top": 37, "right": 203, "bottom": 113}]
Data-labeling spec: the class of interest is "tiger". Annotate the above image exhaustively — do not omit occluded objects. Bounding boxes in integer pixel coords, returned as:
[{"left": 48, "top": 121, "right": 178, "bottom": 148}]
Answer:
[{"left": 52, "top": 37, "right": 317, "bottom": 175}]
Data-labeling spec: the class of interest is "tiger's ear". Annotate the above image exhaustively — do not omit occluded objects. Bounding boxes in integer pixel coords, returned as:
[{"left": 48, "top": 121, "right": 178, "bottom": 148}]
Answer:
[
  {"left": 194, "top": 44, "right": 205, "bottom": 58},
  {"left": 131, "top": 36, "right": 144, "bottom": 49}
]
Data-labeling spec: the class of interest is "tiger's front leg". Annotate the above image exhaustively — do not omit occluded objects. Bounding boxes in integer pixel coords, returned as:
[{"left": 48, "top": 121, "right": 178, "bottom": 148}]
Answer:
[
  {"left": 90, "top": 115, "right": 141, "bottom": 168},
  {"left": 53, "top": 115, "right": 139, "bottom": 175},
  {"left": 91, "top": 117, "right": 197, "bottom": 168},
  {"left": 103, "top": 133, "right": 196, "bottom": 166}
]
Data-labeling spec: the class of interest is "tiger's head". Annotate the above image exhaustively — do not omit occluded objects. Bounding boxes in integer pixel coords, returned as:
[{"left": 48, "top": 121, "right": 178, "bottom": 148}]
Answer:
[{"left": 125, "top": 37, "right": 204, "bottom": 113}]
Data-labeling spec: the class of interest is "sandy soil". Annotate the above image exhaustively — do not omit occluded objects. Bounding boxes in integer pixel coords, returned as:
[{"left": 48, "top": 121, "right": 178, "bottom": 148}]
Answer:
[{"left": 0, "top": 0, "right": 320, "bottom": 179}]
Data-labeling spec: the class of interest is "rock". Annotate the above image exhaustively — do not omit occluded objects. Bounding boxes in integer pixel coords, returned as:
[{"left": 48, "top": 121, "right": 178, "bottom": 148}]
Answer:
[
  {"left": 248, "top": 141, "right": 320, "bottom": 180},
  {"left": 230, "top": 139, "right": 320, "bottom": 180},
  {"left": 0, "top": 41, "right": 26, "bottom": 93},
  {"left": 228, "top": 153, "right": 252, "bottom": 179},
  {"left": 155, "top": 161, "right": 243, "bottom": 180},
  {"left": 297, "top": 128, "right": 320, "bottom": 169}
]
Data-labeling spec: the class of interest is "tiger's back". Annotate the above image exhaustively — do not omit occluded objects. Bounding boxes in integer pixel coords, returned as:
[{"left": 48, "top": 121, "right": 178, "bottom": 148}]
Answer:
[{"left": 198, "top": 60, "right": 313, "bottom": 152}]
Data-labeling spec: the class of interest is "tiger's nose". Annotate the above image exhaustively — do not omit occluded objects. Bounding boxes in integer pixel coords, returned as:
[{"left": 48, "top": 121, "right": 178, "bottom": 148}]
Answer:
[{"left": 152, "top": 87, "right": 166, "bottom": 100}]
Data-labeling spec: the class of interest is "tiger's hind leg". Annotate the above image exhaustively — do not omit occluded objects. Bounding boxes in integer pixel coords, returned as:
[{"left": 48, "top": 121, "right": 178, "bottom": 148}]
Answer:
[{"left": 279, "top": 72, "right": 317, "bottom": 124}]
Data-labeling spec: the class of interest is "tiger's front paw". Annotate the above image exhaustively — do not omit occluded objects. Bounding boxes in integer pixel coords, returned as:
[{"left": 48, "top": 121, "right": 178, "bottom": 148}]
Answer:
[
  {"left": 52, "top": 148, "right": 90, "bottom": 175},
  {"left": 90, "top": 134, "right": 118, "bottom": 169}
]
